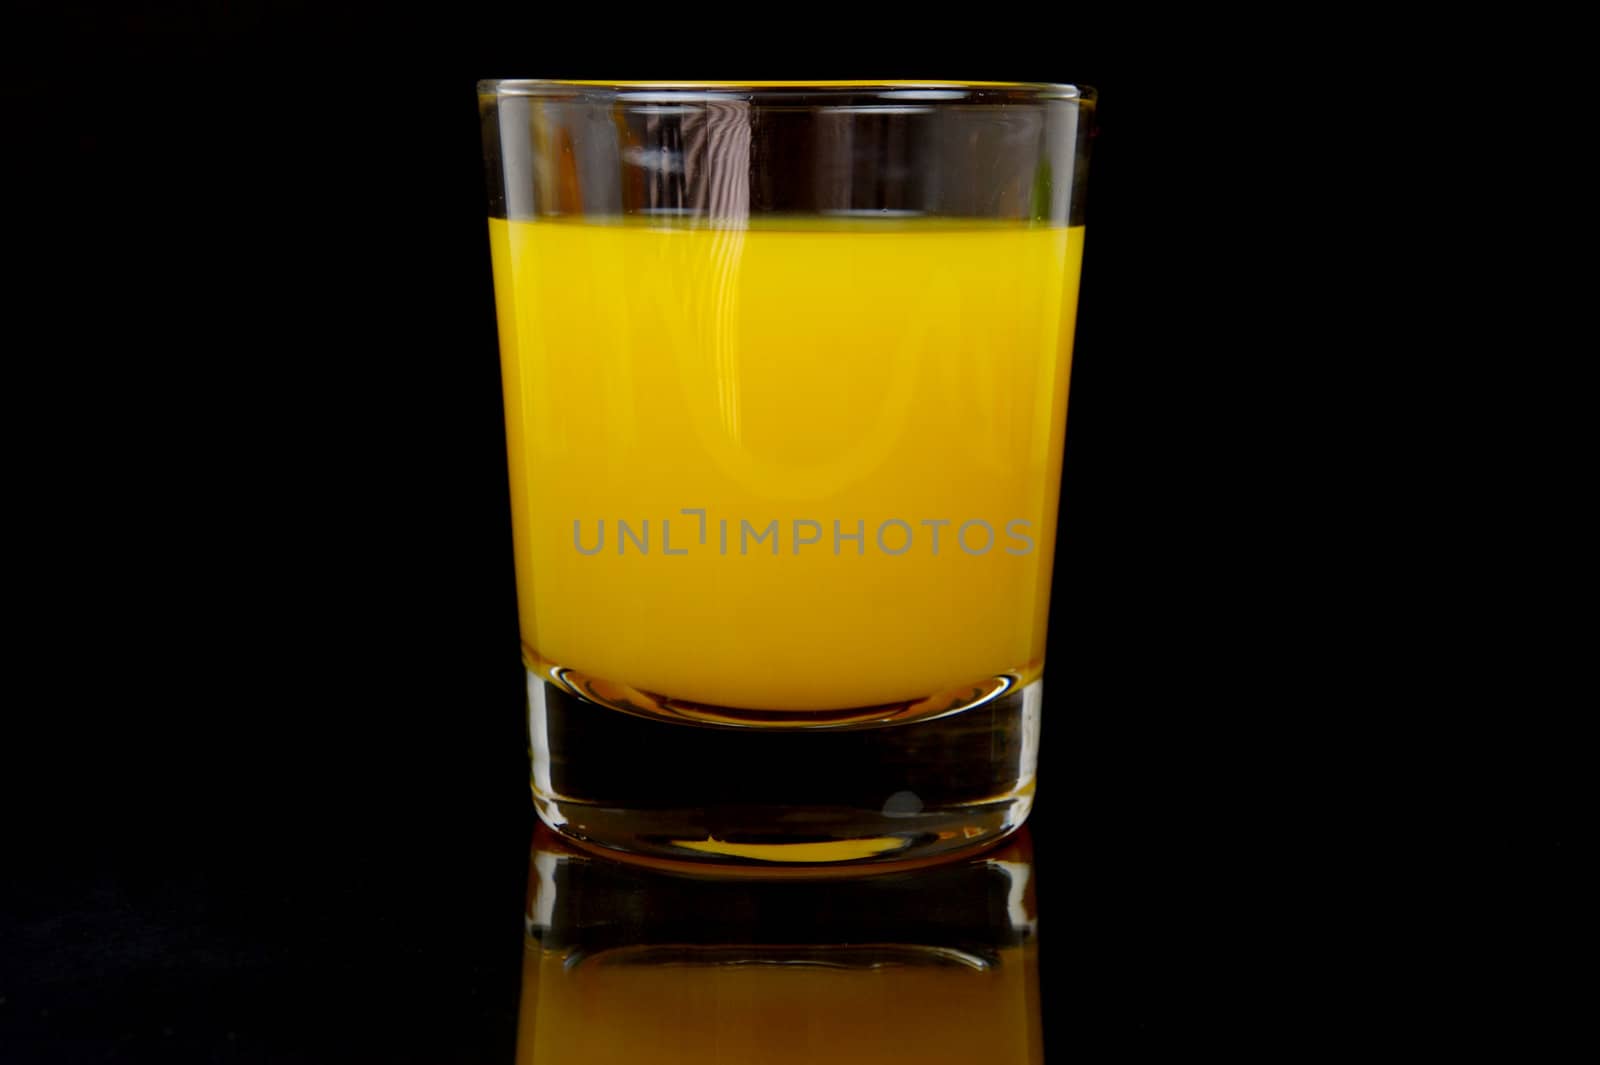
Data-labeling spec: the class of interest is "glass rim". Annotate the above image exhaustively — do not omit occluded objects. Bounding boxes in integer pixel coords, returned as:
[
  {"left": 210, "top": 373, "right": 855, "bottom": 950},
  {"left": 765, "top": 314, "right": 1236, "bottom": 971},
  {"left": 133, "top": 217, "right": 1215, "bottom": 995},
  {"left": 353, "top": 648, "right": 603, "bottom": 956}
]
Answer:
[{"left": 477, "top": 79, "right": 1094, "bottom": 103}]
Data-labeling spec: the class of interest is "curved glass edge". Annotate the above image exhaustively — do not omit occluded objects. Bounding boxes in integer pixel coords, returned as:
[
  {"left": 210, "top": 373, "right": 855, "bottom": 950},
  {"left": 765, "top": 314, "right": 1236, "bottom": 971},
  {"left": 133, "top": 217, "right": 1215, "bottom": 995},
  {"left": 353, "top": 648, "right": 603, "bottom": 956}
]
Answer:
[{"left": 477, "top": 79, "right": 1095, "bottom": 105}]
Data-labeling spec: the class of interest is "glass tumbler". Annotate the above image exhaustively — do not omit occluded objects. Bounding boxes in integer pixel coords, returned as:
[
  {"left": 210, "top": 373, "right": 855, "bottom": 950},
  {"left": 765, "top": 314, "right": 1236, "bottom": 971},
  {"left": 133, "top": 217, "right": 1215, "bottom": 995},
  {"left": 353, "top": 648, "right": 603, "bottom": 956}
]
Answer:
[{"left": 480, "top": 80, "right": 1093, "bottom": 868}]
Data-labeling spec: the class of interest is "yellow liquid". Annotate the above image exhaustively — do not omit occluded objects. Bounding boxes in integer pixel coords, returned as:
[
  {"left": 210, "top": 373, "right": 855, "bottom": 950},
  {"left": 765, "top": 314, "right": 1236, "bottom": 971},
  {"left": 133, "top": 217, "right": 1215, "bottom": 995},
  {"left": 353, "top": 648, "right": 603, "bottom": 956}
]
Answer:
[
  {"left": 489, "top": 218, "right": 1084, "bottom": 711},
  {"left": 515, "top": 944, "right": 1043, "bottom": 1065}
]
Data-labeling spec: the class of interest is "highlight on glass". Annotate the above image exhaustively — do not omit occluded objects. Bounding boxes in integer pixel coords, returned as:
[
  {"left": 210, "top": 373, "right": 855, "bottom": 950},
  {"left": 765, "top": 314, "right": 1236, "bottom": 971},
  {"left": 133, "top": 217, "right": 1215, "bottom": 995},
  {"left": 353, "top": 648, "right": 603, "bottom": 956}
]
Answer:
[{"left": 481, "top": 80, "right": 1094, "bottom": 867}]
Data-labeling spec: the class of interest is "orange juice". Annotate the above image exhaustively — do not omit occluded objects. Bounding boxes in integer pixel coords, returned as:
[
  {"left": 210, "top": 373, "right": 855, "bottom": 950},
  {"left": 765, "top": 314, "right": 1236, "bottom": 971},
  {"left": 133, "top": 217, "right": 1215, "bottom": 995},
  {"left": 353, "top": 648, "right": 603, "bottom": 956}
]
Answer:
[
  {"left": 515, "top": 943, "right": 1042, "bottom": 1065},
  {"left": 489, "top": 218, "right": 1084, "bottom": 712}
]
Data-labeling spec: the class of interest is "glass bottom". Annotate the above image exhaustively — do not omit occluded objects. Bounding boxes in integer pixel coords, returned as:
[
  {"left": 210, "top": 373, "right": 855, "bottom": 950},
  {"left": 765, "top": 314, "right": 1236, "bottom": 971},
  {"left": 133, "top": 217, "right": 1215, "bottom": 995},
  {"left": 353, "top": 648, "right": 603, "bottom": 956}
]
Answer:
[{"left": 527, "top": 670, "right": 1041, "bottom": 869}]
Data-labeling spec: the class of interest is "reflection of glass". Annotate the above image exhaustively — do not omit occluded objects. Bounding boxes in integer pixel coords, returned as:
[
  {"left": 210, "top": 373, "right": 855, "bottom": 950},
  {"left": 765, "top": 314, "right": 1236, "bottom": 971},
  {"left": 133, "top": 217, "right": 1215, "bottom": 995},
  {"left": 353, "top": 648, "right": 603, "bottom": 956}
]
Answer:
[
  {"left": 482, "top": 81, "right": 1093, "bottom": 867},
  {"left": 515, "top": 825, "right": 1044, "bottom": 1064}
]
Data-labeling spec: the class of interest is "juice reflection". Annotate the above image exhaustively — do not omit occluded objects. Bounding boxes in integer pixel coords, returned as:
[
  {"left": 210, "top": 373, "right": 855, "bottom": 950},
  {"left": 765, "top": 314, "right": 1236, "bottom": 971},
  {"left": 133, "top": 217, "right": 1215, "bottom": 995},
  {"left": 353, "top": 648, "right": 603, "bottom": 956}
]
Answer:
[{"left": 515, "top": 827, "right": 1043, "bottom": 1065}]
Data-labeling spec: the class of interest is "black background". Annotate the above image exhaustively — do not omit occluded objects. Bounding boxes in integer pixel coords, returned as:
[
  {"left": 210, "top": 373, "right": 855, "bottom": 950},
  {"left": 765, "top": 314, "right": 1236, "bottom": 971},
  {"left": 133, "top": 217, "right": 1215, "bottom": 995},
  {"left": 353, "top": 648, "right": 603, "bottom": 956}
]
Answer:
[{"left": 4, "top": 4, "right": 1334, "bottom": 1060}]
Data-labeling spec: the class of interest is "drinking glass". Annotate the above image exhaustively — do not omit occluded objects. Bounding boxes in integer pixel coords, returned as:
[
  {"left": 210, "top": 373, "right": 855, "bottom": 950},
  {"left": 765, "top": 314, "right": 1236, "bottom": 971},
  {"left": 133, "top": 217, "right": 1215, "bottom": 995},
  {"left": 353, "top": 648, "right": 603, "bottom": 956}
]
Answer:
[{"left": 480, "top": 80, "right": 1093, "bottom": 867}]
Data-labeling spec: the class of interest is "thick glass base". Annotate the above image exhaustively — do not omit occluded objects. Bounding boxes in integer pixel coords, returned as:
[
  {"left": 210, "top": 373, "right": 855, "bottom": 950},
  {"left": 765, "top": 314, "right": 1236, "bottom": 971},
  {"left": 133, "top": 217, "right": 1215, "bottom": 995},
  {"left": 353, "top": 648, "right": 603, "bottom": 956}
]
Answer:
[{"left": 527, "top": 671, "right": 1041, "bottom": 869}]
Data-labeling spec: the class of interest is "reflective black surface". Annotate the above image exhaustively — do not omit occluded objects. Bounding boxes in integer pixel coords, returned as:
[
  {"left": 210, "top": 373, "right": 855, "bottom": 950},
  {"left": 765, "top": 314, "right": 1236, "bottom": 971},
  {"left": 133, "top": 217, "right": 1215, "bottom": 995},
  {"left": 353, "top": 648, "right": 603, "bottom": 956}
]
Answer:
[
  {"left": 5, "top": 786, "right": 1195, "bottom": 1061},
  {"left": 516, "top": 827, "right": 1043, "bottom": 1064}
]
